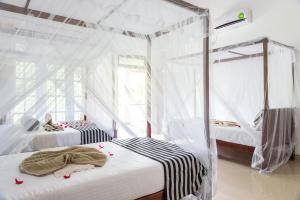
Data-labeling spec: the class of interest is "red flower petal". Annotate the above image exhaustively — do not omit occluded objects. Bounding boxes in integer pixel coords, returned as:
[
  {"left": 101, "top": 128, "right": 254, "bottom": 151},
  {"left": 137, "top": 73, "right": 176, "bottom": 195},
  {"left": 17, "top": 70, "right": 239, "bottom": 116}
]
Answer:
[
  {"left": 64, "top": 175, "right": 71, "bottom": 179},
  {"left": 108, "top": 152, "right": 114, "bottom": 156},
  {"left": 15, "top": 178, "right": 23, "bottom": 185}
]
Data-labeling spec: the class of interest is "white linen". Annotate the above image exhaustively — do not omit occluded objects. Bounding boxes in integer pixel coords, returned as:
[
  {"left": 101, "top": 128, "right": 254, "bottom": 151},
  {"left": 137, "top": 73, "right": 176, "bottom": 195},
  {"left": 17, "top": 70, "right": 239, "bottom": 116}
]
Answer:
[
  {"left": 213, "top": 126, "right": 261, "bottom": 147},
  {"left": 54, "top": 164, "right": 95, "bottom": 178},
  {"left": 25, "top": 128, "right": 81, "bottom": 151},
  {"left": 0, "top": 142, "right": 164, "bottom": 200}
]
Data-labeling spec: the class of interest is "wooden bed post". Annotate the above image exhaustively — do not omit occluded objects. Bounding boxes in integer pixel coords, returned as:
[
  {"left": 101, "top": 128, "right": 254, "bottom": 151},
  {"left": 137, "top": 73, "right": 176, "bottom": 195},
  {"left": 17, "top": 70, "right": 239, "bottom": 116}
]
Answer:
[
  {"left": 146, "top": 36, "right": 152, "bottom": 138},
  {"left": 261, "top": 38, "right": 270, "bottom": 170},
  {"left": 203, "top": 9, "right": 211, "bottom": 200},
  {"left": 263, "top": 38, "right": 269, "bottom": 110}
]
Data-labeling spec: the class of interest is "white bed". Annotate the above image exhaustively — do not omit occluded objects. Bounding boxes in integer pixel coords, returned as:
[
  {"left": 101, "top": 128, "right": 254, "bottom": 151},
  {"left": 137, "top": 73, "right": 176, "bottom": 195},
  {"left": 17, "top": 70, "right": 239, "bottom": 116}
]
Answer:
[
  {"left": 0, "top": 142, "right": 164, "bottom": 200},
  {"left": 213, "top": 126, "right": 261, "bottom": 147},
  {"left": 25, "top": 127, "right": 114, "bottom": 152},
  {"left": 25, "top": 128, "right": 81, "bottom": 152}
]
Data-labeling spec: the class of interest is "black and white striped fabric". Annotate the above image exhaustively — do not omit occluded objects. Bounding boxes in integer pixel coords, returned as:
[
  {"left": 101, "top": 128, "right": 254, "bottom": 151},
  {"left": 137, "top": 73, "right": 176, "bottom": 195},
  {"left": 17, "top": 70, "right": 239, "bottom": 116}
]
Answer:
[
  {"left": 79, "top": 128, "right": 112, "bottom": 144},
  {"left": 112, "top": 137, "right": 207, "bottom": 200}
]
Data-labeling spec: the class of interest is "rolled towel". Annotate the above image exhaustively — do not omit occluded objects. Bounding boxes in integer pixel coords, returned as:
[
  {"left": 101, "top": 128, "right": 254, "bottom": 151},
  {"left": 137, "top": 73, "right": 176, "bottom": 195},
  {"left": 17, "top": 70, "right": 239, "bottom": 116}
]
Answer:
[{"left": 20, "top": 146, "right": 107, "bottom": 176}]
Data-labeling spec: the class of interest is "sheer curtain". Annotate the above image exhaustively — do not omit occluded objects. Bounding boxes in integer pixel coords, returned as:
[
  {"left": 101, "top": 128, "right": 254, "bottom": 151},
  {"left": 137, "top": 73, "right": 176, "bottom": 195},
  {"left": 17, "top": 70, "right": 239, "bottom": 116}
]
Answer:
[
  {"left": 0, "top": 0, "right": 214, "bottom": 199},
  {"left": 210, "top": 39, "right": 296, "bottom": 173}
]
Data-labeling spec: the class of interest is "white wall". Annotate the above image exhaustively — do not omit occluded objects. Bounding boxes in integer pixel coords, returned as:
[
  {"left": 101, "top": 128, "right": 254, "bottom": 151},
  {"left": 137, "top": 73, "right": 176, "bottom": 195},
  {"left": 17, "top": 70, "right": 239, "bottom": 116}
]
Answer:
[{"left": 187, "top": 0, "right": 300, "bottom": 155}]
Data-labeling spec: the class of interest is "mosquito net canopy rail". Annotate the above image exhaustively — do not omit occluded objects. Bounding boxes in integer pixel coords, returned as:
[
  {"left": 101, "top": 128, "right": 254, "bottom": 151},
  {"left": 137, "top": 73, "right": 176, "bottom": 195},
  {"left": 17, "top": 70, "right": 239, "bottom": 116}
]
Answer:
[
  {"left": 211, "top": 38, "right": 296, "bottom": 173},
  {"left": 0, "top": 0, "right": 215, "bottom": 199}
]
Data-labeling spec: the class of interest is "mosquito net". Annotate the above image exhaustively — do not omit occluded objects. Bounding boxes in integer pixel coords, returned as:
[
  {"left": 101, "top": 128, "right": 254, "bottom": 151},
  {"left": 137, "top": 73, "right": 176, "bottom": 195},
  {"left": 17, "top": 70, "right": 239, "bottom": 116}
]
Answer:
[
  {"left": 0, "top": 0, "right": 215, "bottom": 199},
  {"left": 210, "top": 38, "right": 296, "bottom": 173}
]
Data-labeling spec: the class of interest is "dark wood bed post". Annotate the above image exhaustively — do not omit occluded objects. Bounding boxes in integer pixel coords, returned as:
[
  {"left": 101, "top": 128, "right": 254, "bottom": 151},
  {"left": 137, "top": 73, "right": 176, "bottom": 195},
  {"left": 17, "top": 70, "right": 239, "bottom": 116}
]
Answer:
[
  {"left": 146, "top": 36, "right": 152, "bottom": 138},
  {"left": 291, "top": 62, "right": 296, "bottom": 160},
  {"left": 261, "top": 38, "right": 269, "bottom": 170},
  {"left": 203, "top": 10, "right": 211, "bottom": 200},
  {"left": 261, "top": 38, "right": 270, "bottom": 169},
  {"left": 263, "top": 38, "right": 269, "bottom": 110}
]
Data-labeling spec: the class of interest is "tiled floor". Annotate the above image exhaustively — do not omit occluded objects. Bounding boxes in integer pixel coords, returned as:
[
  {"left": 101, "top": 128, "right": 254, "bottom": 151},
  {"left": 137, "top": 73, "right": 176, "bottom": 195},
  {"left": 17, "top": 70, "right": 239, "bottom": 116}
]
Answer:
[{"left": 214, "top": 157, "right": 300, "bottom": 200}]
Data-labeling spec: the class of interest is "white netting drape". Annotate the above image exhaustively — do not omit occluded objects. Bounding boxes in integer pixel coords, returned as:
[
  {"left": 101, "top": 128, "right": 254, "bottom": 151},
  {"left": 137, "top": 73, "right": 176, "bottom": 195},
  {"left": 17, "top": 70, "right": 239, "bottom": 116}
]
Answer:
[
  {"left": 0, "top": 0, "right": 214, "bottom": 199},
  {"left": 210, "top": 39, "right": 296, "bottom": 173}
]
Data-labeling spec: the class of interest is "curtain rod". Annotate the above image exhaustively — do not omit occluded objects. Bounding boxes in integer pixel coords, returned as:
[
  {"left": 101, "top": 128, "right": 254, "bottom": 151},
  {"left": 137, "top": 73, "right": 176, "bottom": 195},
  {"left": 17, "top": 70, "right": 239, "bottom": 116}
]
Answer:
[
  {"left": 171, "top": 37, "right": 296, "bottom": 61},
  {"left": 0, "top": 1, "right": 207, "bottom": 41}
]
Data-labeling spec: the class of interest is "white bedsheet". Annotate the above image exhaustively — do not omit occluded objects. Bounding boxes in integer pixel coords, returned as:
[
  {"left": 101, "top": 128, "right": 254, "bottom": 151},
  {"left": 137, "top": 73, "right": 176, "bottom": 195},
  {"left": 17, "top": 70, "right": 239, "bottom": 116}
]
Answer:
[
  {"left": 27, "top": 128, "right": 81, "bottom": 151},
  {"left": 213, "top": 126, "right": 261, "bottom": 147},
  {"left": 0, "top": 142, "right": 164, "bottom": 200}
]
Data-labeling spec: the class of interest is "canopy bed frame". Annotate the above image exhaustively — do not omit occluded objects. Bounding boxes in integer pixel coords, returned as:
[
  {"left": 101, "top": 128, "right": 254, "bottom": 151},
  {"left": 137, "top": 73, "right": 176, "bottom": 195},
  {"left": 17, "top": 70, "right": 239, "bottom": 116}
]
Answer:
[
  {"left": 0, "top": 0, "right": 211, "bottom": 200},
  {"left": 170, "top": 37, "right": 295, "bottom": 171},
  {"left": 213, "top": 38, "right": 296, "bottom": 169}
]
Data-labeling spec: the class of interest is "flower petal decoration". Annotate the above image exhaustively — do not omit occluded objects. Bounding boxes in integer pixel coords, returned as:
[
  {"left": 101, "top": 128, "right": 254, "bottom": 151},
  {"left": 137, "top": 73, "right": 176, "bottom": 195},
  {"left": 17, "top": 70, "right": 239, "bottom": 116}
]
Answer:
[
  {"left": 108, "top": 152, "right": 114, "bottom": 157},
  {"left": 15, "top": 178, "right": 23, "bottom": 185},
  {"left": 64, "top": 175, "right": 71, "bottom": 179}
]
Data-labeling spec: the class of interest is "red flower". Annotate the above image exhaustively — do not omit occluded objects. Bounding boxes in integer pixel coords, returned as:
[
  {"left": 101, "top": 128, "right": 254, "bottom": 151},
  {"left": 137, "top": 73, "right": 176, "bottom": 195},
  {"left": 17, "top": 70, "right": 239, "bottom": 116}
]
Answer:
[{"left": 15, "top": 178, "right": 23, "bottom": 185}]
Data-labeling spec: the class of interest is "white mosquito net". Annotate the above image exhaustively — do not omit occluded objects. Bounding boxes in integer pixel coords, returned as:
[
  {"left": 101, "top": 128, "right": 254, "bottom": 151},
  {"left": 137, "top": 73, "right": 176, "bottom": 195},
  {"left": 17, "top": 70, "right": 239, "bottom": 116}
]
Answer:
[
  {"left": 0, "top": 0, "right": 215, "bottom": 199},
  {"left": 210, "top": 38, "right": 296, "bottom": 173}
]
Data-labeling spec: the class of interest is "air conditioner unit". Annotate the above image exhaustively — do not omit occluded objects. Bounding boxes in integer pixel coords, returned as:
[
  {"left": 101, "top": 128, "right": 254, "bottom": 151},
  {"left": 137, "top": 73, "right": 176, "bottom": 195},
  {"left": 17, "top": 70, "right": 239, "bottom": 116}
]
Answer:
[{"left": 214, "top": 9, "right": 252, "bottom": 30}]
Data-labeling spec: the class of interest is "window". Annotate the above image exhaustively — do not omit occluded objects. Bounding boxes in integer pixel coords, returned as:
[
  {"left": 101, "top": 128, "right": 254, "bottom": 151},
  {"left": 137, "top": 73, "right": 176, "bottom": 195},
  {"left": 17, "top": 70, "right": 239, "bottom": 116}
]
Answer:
[
  {"left": 47, "top": 65, "right": 66, "bottom": 122},
  {"left": 73, "top": 67, "right": 84, "bottom": 120},
  {"left": 13, "top": 63, "right": 85, "bottom": 123},
  {"left": 14, "top": 61, "right": 37, "bottom": 122},
  {"left": 116, "top": 55, "right": 147, "bottom": 136},
  {"left": 46, "top": 65, "right": 85, "bottom": 122},
  {"left": 118, "top": 55, "right": 146, "bottom": 67}
]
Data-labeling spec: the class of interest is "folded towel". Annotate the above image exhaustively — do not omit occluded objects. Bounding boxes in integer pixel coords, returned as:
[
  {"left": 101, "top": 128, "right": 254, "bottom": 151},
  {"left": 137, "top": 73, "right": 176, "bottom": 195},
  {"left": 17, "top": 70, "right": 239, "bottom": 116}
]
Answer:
[{"left": 20, "top": 146, "right": 107, "bottom": 176}]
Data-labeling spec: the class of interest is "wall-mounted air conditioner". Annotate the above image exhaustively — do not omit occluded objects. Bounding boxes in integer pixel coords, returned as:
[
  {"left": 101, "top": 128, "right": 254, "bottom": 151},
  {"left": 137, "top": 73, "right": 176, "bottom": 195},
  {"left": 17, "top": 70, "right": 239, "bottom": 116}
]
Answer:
[{"left": 214, "top": 8, "right": 252, "bottom": 30}]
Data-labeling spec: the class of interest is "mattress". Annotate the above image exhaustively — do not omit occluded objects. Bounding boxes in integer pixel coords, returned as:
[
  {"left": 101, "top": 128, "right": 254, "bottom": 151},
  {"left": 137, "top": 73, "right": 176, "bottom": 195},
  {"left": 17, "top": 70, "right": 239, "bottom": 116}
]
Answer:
[
  {"left": 26, "top": 128, "right": 81, "bottom": 151},
  {"left": 213, "top": 126, "right": 261, "bottom": 147},
  {"left": 0, "top": 142, "right": 164, "bottom": 200}
]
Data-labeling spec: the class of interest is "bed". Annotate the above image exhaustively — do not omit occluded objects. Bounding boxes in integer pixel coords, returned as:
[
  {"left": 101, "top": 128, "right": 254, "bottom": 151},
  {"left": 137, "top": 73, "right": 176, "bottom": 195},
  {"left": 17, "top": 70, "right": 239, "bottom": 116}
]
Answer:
[
  {"left": 214, "top": 126, "right": 259, "bottom": 147},
  {"left": 214, "top": 125, "right": 258, "bottom": 154},
  {"left": 210, "top": 38, "right": 296, "bottom": 171},
  {"left": 0, "top": 138, "right": 206, "bottom": 200},
  {"left": 214, "top": 108, "right": 295, "bottom": 169},
  {"left": 0, "top": 142, "right": 164, "bottom": 200},
  {"left": 25, "top": 127, "right": 81, "bottom": 151},
  {"left": 24, "top": 126, "right": 113, "bottom": 152}
]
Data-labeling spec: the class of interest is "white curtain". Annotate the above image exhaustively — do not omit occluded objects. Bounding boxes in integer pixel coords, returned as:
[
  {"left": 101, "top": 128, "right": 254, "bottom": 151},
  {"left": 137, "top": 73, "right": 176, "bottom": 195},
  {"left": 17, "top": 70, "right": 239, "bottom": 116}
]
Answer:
[
  {"left": 0, "top": 0, "right": 214, "bottom": 199},
  {"left": 210, "top": 39, "right": 296, "bottom": 173}
]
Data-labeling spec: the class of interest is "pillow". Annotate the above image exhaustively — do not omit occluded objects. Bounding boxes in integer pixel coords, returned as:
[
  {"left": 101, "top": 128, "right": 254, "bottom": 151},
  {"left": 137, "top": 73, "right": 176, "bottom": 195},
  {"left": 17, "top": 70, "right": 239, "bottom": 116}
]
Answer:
[
  {"left": 20, "top": 115, "right": 40, "bottom": 132},
  {"left": 210, "top": 120, "right": 240, "bottom": 127}
]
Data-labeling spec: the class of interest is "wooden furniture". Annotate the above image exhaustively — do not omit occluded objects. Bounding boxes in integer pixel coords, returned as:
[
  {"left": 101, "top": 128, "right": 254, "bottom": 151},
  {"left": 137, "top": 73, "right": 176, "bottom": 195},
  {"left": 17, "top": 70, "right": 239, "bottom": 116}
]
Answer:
[
  {"left": 217, "top": 108, "right": 295, "bottom": 170},
  {"left": 138, "top": 191, "right": 164, "bottom": 200}
]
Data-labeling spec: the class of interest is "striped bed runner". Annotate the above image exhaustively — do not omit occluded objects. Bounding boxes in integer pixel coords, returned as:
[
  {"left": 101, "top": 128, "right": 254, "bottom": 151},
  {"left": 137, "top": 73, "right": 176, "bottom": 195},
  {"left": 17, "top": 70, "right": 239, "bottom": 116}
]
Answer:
[
  {"left": 112, "top": 137, "right": 207, "bottom": 200},
  {"left": 80, "top": 128, "right": 112, "bottom": 144}
]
